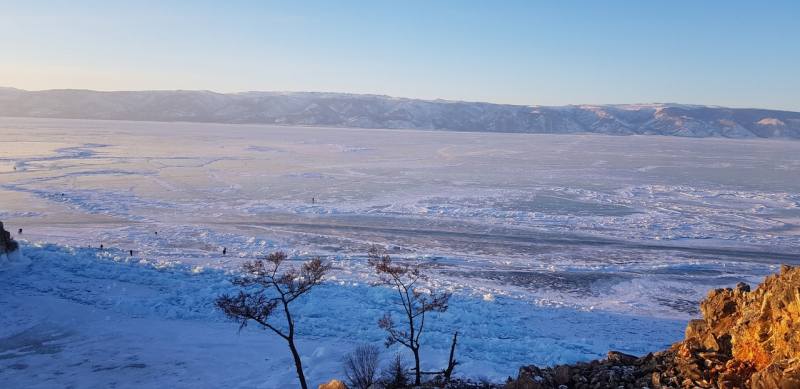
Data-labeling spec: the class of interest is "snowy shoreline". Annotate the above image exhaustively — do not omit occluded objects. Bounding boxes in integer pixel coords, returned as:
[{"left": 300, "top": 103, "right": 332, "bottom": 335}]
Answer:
[{"left": 1, "top": 239, "right": 691, "bottom": 387}]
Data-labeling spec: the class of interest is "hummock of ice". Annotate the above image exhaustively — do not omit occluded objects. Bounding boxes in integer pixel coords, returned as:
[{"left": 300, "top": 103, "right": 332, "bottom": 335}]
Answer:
[{"left": 0, "top": 247, "right": 24, "bottom": 264}]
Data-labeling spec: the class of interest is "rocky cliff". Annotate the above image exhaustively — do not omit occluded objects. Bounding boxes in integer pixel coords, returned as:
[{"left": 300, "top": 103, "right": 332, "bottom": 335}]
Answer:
[
  {"left": 505, "top": 265, "right": 800, "bottom": 389},
  {"left": 0, "top": 221, "right": 21, "bottom": 263}
]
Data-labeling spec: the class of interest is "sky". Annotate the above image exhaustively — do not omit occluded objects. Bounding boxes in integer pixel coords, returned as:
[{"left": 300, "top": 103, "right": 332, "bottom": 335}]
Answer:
[{"left": 1, "top": 1, "right": 799, "bottom": 111}]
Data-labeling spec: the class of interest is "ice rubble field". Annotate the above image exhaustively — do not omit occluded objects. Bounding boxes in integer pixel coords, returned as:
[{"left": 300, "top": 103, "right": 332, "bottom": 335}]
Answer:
[{"left": 1, "top": 117, "right": 800, "bottom": 387}]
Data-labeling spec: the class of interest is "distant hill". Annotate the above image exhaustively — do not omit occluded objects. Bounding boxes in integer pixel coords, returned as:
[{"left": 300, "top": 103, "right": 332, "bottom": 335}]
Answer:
[{"left": 1, "top": 88, "right": 799, "bottom": 139}]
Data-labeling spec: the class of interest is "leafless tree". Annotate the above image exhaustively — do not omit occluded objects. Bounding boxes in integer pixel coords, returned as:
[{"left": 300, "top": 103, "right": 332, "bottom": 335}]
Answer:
[
  {"left": 215, "top": 251, "right": 331, "bottom": 389},
  {"left": 368, "top": 245, "right": 452, "bottom": 386},
  {"left": 342, "top": 344, "right": 381, "bottom": 389}
]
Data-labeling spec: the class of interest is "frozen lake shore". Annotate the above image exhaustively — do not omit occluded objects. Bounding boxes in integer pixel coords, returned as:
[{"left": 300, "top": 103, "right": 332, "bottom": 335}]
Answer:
[{"left": 1, "top": 117, "right": 799, "bottom": 387}]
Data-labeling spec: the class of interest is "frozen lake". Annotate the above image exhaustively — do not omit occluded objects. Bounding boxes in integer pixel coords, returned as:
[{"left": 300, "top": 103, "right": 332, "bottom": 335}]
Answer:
[{"left": 2, "top": 117, "right": 800, "bottom": 387}]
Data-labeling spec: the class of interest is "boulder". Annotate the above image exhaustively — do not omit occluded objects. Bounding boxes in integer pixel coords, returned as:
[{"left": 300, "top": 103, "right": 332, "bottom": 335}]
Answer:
[
  {"left": 504, "top": 365, "right": 544, "bottom": 389},
  {"left": 606, "top": 351, "right": 637, "bottom": 366},
  {"left": 749, "top": 363, "right": 782, "bottom": 389},
  {"left": 552, "top": 364, "right": 570, "bottom": 385}
]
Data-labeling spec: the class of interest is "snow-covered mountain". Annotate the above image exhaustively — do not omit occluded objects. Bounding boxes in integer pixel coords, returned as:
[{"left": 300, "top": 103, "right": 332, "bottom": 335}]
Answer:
[{"left": 1, "top": 88, "right": 799, "bottom": 139}]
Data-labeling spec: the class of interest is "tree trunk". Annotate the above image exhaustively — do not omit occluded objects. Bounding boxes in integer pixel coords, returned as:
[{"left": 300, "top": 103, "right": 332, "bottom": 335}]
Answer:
[
  {"left": 287, "top": 337, "right": 308, "bottom": 389},
  {"left": 413, "top": 346, "right": 421, "bottom": 386},
  {"left": 444, "top": 331, "right": 458, "bottom": 383}
]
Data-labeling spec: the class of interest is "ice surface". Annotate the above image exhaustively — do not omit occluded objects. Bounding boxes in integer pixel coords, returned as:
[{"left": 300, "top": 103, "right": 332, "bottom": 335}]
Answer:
[{"left": 1, "top": 117, "right": 799, "bottom": 387}]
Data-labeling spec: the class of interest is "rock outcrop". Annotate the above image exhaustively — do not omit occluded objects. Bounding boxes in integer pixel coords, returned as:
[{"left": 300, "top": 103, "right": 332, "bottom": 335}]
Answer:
[
  {"left": 319, "top": 379, "right": 348, "bottom": 389},
  {"left": 0, "top": 221, "right": 20, "bottom": 262},
  {"left": 505, "top": 265, "right": 800, "bottom": 389}
]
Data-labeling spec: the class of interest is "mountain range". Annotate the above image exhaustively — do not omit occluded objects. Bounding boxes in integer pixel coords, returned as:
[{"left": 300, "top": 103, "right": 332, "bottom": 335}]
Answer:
[{"left": 1, "top": 87, "right": 798, "bottom": 139}]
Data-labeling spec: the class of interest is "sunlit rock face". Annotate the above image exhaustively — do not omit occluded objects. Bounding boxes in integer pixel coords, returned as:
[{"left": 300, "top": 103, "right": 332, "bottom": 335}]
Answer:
[
  {"left": 681, "top": 265, "right": 800, "bottom": 388},
  {"left": 731, "top": 265, "right": 800, "bottom": 388},
  {"left": 689, "top": 266, "right": 799, "bottom": 364}
]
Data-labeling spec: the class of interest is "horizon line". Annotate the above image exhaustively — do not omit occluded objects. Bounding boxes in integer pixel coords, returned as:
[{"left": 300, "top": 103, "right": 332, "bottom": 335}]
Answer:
[{"left": 3, "top": 86, "right": 798, "bottom": 113}]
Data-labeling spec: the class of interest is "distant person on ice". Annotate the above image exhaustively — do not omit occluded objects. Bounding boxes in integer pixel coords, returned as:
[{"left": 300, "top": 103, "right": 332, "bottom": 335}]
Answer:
[
  {"left": 18, "top": 228, "right": 22, "bottom": 234},
  {"left": 222, "top": 247, "right": 227, "bottom": 256},
  {"left": 129, "top": 250, "right": 133, "bottom": 256},
  {"left": 100, "top": 244, "right": 103, "bottom": 250}
]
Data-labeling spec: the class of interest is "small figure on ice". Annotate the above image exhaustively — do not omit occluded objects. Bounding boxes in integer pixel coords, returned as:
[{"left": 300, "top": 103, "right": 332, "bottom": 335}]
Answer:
[
  {"left": 100, "top": 244, "right": 104, "bottom": 250},
  {"left": 129, "top": 250, "right": 133, "bottom": 256},
  {"left": 222, "top": 247, "right": 227, "bottom": 256},
  {"left": 18, "top": 228, "right": 22, "bottom": 234}
]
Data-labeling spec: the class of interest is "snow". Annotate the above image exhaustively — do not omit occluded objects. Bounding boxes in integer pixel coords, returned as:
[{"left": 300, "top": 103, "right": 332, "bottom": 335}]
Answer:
[
  {"left": 1, "top": 243, "right": 685, "bottom": 387},
  {"left": 2, "top": 117, "right": 799, "bottom": 387}
]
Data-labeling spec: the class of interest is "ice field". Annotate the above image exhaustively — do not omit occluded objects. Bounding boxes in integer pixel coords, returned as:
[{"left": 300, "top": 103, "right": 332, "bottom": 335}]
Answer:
[{"left": 1, "top": 117, "right": 800, "bottom": 387}]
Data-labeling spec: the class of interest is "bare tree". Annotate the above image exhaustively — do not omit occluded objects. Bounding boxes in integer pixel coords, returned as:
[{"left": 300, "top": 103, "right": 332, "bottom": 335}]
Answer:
[
  {"left": 342, "top": 344, "right": 381, "bottom": 389},
  {"left": 368, "top": 246, "right": 452, "bottom": 386},
  {"left": 215, "top": 251, "right": 331, "bottom": 389}
]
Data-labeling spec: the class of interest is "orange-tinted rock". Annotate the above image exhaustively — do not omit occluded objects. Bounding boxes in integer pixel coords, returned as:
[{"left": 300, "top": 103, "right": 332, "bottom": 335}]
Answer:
[
  {"left": 750, "top": 363, "right": 782, "bottom": 389},
  {"left": 318, "top": 379, "right": 348, "bottom": 389},
  {"left": 688, "top": 265, "right": 800, "bottom": 387},
  {"left": 730, "top": 265, "right": 800, "bottom": 371}
]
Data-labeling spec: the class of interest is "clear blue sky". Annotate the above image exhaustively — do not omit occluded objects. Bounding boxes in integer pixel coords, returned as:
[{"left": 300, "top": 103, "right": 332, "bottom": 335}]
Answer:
[{"left": 1, "top": 1, "right": 799, "bottom": 111}]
